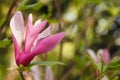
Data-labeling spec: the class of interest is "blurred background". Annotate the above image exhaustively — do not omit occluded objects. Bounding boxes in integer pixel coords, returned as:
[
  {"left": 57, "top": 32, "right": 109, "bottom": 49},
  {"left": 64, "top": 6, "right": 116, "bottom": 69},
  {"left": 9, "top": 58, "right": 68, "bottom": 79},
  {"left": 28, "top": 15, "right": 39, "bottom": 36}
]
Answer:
[{"left": 0, "top": 0, "right": 120, "bottom": 80}]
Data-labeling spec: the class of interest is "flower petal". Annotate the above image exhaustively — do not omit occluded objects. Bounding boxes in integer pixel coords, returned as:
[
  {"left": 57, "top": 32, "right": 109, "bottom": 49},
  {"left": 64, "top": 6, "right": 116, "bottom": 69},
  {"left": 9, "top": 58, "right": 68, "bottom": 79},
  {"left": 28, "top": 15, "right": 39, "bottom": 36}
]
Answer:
[
  {"left": 102, "top": 49, "right": 110, "bottom": 65},
  {"left": 12, "top": 35, "right": 20, "bottom": 60},
  {"left": 24, "top": 20, "right": 48, "bottom": 54},
  {"left": 16, "top": 52, "right": 34, "bottom": 66},
  {"left": 33, "top": 20, "right": 48, "bottom": 34},
  {"left": 10, "top": 11, "right": 24, "bottom": 48},
  {"left": 87, "top": 49, "right": 97, "bottom": 62},
  {"left": 31, "top": 65, "right": 41, "bottom": 80},
  {"left": 27, "top": 14, "right": 33, "bottom": 31},
  {"left": 45, "top": 66, "right": 54, "bottom": 80},
  {"left": 97, "top": 49, "right": 110, "bottom": 65},
  {"left": 37, "top": 25, "right": 51, "bottom": 39},
  {"left": 32, "top": 32, "right": 65, "bottom": 55},
  {"left": 101, "top": 75, "right": 108, "bottom": 80},
  {"left": 32, "top": 25, "right": 52, "bottom": 50},
  {"left": 34, "top": 19, "right": 41, "bottom": 27}
]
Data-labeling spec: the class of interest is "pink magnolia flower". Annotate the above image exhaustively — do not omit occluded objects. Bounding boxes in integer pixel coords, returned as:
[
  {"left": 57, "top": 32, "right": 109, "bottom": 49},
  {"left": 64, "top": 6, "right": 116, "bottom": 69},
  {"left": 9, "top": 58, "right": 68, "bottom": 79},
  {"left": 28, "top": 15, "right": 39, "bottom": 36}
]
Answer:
[
  {"left": 87, "top": 48, "right": 110, "bottom": 65},
  {"left": 10, "top": 11, "right": 65, "bottom": 66},
  {"left": 87, "top": 48, "right": 110, "bottom": 79}
]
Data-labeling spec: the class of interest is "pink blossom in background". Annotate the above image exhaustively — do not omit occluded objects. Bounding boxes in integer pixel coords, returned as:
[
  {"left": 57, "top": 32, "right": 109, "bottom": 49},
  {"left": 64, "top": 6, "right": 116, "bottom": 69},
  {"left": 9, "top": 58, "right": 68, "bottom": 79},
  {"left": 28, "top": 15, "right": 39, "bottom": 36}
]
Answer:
[
  {"left": 87, "top": 48, "right": 110, "bottom": 79},
  {"left": 87, "top": 48, "right": 110, "bottom": 65},
  {"left": 10, "top": 11, "right": 65, "bottom": 66},
  {"left": 101, "top": 49, "right": 110, "bottom": 65},
  {"left": 45, "top": 66, "right": 54, "bottom": 80},
  {"left": 31, "top": 65, "right": 41, "bottom": 80}
]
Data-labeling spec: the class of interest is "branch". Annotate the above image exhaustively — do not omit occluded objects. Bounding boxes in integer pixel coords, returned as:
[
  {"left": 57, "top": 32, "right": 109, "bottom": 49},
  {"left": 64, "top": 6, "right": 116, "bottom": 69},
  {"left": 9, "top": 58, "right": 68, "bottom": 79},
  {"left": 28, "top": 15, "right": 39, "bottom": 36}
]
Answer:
[
  {"left": 0, "top": 0, "right": 19, "bottom": 35},
  {"left": 19, "top": 71, "right": 25, "bottom": 80}
]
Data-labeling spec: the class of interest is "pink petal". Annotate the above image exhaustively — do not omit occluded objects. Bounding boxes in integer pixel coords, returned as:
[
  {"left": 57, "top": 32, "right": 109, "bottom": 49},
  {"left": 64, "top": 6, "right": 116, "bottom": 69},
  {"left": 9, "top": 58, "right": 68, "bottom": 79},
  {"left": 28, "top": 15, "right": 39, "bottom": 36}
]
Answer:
[
  {"left": 12, "top": 35, "right": 20, "bottom": 60},
  {"left": 45, "top": 66, "right": 54, "bottom": 80},
  {"left": 33, "top": 20, "right": 48, "bottom": 34},
  {"left": 10, "top": 11, "right": 24, "bottom": 49},
  {"left": 16, "top": 52, "right": 34, "bottom": 66},
  {"left": 31, "top": 65, "right": 41, "bottom": 80},
  {"left": 37, "top": 25, "right": 51, "bottom": 39},
  {"left": 87, "top": 49, "right": 97, "bottom": 62},
  {"left": 102, "top": 49, "right": 110, "bottom": 65},
  {"left": 34, "top": 19, "right": 41, "bottom": 27},
  {"left": 24, "top": 20, "right": 48, "bottom": 54},
  {"left": 32, "top": 32, "right": 65, "bottom": 55},
  {"left": 32, "top": 26, "right": 51, "bottom": 50},
  {"left": 27, "top": 14, "right": 33, "bottom": 31},
  {"left": 97, "top": 49, "right": 110, "bottom": 65},
  {"left": 101, "top": 76, "right": 108, "bottom": 80}
]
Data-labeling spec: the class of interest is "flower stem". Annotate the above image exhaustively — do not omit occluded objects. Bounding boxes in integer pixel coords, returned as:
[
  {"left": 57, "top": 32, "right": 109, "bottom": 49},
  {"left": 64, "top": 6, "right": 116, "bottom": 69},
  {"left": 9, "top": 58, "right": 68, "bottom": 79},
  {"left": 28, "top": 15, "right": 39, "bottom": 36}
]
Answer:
[{"left": 19, "top": 71, "right": 25, "bottom": 80}]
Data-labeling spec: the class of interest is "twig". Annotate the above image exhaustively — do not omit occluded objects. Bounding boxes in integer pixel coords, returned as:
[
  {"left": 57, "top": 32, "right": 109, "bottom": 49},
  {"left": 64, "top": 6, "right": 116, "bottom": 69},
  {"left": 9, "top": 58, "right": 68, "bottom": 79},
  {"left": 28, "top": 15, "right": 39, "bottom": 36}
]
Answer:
[
  {"left": 0, "top": 0, "right": 19, "bottom": 35},
  {"left": 54, "top": 0, "right": 64, "bottom": 80},
  {"left": 55, "top": 42, "right": 63, "bottom": 80},
  {"left": 19, "top": 71, "right": 25, "bottom": 80},
  {"left": 61, "top": 62, "right": 76, "bottom": 80}
]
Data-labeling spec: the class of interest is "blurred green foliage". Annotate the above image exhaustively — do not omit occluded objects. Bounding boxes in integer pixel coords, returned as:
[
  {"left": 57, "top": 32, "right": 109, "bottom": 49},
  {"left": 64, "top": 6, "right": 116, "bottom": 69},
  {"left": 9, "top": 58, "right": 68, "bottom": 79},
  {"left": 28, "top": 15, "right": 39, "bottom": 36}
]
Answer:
[
  {"left": 0, "top": 0, "right": 120, "bottom": 80},
  {"left": 0, "top": 39, "right": 11, "bottom": 48}
]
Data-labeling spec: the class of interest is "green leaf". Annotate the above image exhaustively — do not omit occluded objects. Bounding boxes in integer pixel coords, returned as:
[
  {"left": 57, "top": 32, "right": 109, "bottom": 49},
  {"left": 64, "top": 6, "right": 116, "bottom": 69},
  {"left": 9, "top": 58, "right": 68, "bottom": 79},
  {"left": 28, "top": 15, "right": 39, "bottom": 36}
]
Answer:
[
  {"left": 26, "top": 2, "right": 43, "bottom": 11},
  {"left": 18, "top": 0, "right": 29, "bottom": 10},
  {"left": 29, "top": 61, "right": 66, "bottom": 67},
  {"left": 18, "top": 0, "right": 43, "bottom": 11},
  {"left": 106, "top": 57, "right": 120, "bottom": 70},
  {"left": 102, "top": 66, "right": 107, "bottom": 73},
  {"left": 0, "top": 39, "right": 11, "bottom": 48}
]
